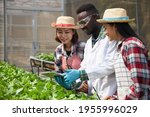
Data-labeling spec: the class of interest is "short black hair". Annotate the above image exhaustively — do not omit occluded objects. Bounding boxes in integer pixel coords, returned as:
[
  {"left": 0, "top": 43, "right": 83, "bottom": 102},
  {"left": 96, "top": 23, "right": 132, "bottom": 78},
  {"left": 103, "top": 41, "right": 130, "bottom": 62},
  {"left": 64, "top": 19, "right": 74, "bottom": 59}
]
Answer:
[{"left": 76, "top": 3, "right": 99, "bottom": 14}]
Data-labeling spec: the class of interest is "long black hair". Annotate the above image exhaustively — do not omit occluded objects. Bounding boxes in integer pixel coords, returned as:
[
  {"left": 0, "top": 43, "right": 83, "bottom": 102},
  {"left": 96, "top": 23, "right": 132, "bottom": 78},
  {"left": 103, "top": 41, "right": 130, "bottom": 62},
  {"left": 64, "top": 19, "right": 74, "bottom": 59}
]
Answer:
[
  {"left": 109, "top": 23, "right": 146, "bottom": 45},
  {"left": 113, "top": 23, "right": 139, "bottom": 39}
]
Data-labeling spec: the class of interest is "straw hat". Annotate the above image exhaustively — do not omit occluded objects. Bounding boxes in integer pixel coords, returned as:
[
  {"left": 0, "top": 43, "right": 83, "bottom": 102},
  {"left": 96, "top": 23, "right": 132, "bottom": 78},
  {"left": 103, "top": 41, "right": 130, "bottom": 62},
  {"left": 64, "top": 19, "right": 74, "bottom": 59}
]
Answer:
[
  {"left": 97, "top": 8, "right": 135, "bottom": 23},
  {"left": 51, "top": 16, "right": 79, "bottom": 29}
]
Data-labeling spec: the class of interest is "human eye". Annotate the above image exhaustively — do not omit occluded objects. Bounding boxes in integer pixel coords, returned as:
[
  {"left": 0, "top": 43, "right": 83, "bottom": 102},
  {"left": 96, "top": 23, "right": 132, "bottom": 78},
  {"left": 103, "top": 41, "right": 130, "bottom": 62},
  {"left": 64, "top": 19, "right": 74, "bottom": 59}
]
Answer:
[
  {"left": 57, "top": 30, "right": 62, "bottom": 34},
  {"left": 83, "top": 15, "right": 91, "bottom": 23},
  {"left": 64, "top": 29, "right": 71, "bottom": 34},
  {"left": 65, "top": 31, "right": 70, "bottom": 34},
  {"left": 81, "top": 20, "right": 87, "bottom": 25}
]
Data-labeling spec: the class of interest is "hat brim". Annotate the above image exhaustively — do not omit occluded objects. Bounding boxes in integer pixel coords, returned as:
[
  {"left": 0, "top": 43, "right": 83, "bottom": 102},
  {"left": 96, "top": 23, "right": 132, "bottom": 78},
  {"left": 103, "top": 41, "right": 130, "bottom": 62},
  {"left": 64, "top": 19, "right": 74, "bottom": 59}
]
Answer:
[
  {"left": 51, "top": 22, "right": 79, "bottom": 29},
  {"left": 97, "top": 18, "right": 135, "bottom": 23}
]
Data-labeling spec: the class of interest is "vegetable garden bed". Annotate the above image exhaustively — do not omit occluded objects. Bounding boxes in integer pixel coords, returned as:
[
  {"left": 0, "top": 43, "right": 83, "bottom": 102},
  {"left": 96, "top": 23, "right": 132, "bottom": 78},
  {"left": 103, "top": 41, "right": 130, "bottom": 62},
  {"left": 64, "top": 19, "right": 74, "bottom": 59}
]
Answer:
[{"left": 0, "top": 61, "right": 97, "bottom": 100}]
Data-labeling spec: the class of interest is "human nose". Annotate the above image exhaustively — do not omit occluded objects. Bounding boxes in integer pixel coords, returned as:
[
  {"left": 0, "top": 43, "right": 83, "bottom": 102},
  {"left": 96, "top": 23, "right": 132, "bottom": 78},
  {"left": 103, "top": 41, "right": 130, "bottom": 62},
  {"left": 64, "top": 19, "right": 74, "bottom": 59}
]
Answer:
[{"left": 61, "top": 32, "right": 67, "bottom": 38}]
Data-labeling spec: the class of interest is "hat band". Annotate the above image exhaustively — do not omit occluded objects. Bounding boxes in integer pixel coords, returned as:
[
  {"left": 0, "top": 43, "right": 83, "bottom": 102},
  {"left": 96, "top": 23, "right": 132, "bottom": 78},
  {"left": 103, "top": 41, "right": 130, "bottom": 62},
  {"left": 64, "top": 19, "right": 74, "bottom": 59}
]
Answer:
[
  {"left": 103, "top": 16, "right": 129, "bottom": 21},
  {"left": 55, "top": 23, "right": 75, "bottom": 27}
]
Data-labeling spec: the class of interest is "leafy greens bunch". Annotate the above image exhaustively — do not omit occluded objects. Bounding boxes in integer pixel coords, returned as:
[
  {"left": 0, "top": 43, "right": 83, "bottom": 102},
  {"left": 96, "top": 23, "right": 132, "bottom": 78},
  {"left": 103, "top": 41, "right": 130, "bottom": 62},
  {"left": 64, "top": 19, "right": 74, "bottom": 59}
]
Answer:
[
  {"left": 35, "top": 53, "right": 55, "bottom": 62},
  {"left": 0, "top": 61, "right": 97, "bottom": 100}
]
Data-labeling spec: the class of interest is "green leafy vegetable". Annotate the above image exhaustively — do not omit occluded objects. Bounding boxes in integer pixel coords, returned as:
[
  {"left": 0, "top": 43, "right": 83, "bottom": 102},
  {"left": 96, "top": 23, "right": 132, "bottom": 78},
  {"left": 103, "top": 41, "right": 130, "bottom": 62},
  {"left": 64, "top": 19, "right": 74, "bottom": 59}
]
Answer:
[
  {"left": 36, "top": 53, "right": 54, "bottom": 61},
  {"left": 40, "top": 71, "right": 57, "bottom": 78},
  {"left": 0, "top": 61, "right": 97, "bottom": 100}
]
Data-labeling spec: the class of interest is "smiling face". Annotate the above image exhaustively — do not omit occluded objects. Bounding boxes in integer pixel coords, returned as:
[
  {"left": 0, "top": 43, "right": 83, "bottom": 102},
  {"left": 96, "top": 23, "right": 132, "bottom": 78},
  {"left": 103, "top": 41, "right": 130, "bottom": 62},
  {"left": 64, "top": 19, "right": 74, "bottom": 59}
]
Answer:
[
  {"left": 77, "top": 11, "right": 97, "bottom": 35},
  {"left": 56, "top": 28, "right": 74, "bottom": 45}
]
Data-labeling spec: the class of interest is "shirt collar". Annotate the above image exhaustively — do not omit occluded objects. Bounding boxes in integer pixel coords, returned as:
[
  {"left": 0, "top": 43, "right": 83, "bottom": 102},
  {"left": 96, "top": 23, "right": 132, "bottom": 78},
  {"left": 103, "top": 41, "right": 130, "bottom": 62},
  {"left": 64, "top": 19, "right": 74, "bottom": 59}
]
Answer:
[
  {"left": 91, "top": 26, "right": 106, "bottom": 47},
  {"left": 92, "top": 26, "right": 106, "bottom": 40},
  {"left": 61, "top": 43, "right": 77, "bottom": 56},
  {"left": 117, "top": 38, "right": 126, "bottom": 51}
]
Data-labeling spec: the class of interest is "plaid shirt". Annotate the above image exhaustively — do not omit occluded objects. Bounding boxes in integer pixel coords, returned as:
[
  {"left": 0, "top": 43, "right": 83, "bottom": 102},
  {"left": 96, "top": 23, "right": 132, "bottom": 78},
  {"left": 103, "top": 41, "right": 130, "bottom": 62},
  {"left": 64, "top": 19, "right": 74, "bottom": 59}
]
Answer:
[
  {"left": 114, "top": 37, "right": 150, "bottom": 100},
  {"left": 54, "top": 41, "right": 85, "bottom": 72}
]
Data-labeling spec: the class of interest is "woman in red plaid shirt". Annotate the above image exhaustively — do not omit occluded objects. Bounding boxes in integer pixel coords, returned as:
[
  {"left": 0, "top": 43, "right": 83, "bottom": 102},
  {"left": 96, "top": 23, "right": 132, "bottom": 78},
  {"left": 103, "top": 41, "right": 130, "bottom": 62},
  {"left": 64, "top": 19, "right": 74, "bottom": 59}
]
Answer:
[{"left": 97, "top": 8, "right": 150, "bottom": 100}]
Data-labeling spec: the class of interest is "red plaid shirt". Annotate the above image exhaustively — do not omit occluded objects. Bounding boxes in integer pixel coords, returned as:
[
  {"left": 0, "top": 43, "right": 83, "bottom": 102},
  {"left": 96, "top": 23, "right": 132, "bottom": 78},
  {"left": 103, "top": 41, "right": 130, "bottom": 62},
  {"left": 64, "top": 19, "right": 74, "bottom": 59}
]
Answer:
[{"left": 116, "top": 37, "right": 150, "bottom": 100}]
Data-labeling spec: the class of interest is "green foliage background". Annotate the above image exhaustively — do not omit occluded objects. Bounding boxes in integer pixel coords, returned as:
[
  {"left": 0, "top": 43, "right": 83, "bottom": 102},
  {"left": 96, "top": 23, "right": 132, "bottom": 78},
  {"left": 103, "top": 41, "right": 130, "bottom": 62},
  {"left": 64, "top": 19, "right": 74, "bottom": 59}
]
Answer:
[{"left": 0, "top": 61, "right": 97, "bottom": 100}]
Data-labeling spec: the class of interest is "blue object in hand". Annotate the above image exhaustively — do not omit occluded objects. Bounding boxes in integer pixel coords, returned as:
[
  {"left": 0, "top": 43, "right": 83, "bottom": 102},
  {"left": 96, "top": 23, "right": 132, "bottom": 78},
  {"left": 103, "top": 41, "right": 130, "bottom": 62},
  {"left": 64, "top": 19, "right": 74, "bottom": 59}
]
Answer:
[
  {"left": 54, "top": 76, "right": 71, "bottom": 90},
  {"left": 64, "top": 69, "right": 80, "bottom": 84}
]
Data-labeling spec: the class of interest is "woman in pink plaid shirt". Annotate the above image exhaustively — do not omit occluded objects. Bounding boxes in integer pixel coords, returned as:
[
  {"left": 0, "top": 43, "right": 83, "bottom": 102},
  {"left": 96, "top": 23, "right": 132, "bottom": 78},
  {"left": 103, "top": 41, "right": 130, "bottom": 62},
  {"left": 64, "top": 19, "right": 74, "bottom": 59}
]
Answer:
[
  {"left": 51, "top": 16, "right": 85, "bottom": 90},
  {"left": 97, "top": 8, "right": 150, "bottom": 100}
]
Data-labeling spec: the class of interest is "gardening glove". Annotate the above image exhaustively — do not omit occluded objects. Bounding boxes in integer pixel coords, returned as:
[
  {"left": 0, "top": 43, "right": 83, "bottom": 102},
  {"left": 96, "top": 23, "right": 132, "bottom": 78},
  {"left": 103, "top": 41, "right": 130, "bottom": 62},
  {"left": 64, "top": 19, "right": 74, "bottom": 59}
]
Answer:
[
  {"left": 64, "top": 69, "right": 81, "bottom": 84},
  {"left": 54, "top": 76, "right": 71, "bottom": 90}
]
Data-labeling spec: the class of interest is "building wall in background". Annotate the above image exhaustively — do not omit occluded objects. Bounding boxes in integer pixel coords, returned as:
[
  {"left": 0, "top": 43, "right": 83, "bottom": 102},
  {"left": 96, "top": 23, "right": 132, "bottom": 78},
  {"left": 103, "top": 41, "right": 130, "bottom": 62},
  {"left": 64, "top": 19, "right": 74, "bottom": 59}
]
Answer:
[
  {"left": 65, "top": 0, "right": 150, "bottom": 49},
  {"left": 0, "top": 0, "right": 149, "bottom": 70},
  {"left": 0, "top": 0, "right": 64, "bottom": 70},
  {"left": 0, "top": 0, "right": 4, "bottom": 61}
]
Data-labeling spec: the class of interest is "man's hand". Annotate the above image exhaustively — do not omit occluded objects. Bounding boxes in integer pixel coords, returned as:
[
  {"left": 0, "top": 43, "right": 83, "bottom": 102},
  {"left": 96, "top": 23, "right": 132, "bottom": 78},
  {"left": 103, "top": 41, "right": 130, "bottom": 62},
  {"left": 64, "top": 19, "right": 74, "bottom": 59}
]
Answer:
[
  {"left": 64, "top": 69, "right": 80, "bottom": 84},
  {"left": 54, "top": 75, "right": 72, "bottom": 90}
]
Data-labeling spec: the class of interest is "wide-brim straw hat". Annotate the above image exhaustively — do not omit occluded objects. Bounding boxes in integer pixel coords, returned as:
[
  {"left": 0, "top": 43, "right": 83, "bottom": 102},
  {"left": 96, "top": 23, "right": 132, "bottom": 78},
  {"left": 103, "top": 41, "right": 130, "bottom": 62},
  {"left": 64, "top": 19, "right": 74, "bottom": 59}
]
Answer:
[
  {"left": 97, "top": 8, "right": 135, "bottom": 23},
  {"left": 51, "top": 16, "right": 79, "bottom": 29}
]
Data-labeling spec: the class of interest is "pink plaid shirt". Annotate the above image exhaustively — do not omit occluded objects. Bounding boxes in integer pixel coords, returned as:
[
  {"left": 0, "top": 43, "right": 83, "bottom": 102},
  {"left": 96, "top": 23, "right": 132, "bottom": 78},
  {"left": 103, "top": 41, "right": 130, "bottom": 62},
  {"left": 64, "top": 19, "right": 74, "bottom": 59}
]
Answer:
[{"left": 54, "top": 41, "right": 85, "bottom": 72}]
